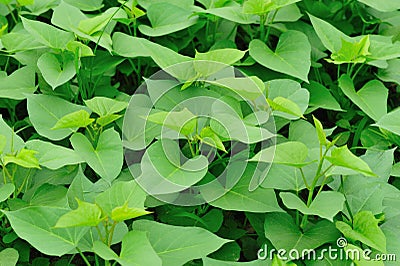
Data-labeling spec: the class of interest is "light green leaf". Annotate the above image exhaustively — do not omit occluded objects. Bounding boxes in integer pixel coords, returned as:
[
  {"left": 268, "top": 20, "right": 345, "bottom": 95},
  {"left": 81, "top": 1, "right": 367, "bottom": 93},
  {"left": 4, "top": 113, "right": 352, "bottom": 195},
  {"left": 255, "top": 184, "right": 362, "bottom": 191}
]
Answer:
[
  {"left": 313, "top": 115, "right": 327, "bottom": 146},
  {"left": 243, "top": 0, "right": 301, "bottom": 15},
  {"left": 145, "top": 108, "right": 197, "bottom": 136},
  {"left": 326, "top": 145, "right": 376, "bottom": 176},
  {"left": 264, "top": 212, "right": 340, "bottom": 259},
  {"left": 0, "top": 248, "right": 19, "bottom": 266},
  {"left": 0, "top": 66, "right": 36, "bottom": 100},
  {"left": 267, "top": 97, "right": 304, "bottom": 119},
  {"left": 0, "top": 183, "right": 15, "bottom": 203},
  {"left": 200, "top": 126, "right": 227, "bottom": 153},
  {"left": 84, "top": 97, "right": 128, "bottom": 116},
  {"left": 66, "top": 41, "right": 94, "bottom": 57},
  {"left": 4, "top": 148, "right": 40, "bottom": 169},
  {"left": 21, "top": 17, "right": 74, "bottom": 49},
  {"left": 111, "top": 204, "right": 151, "bottom": 222},
  {"left": 64, "top": 0, "right": 104, "bottom": 11},
  {"left": 37, "top": 52, "right": 76, "bottom": 89},
  {"left": 71, "top": 128, "right": 123, "bottom": 182},
  {"left": 308, "top": 13, "right": 352, "bottom": 52},
  {"left": 94, "top": 230, "right": 162, "bottom": 266},
  {"left": 95, "top": 180, "right": 147, "bottom": 218},
  {"left": 137, "top": 139, "right": 208, "bottom": 194},
  {"left": 336, "top": 211, "right": 386, "bottom": 253},
  {"left": 78, "top": 13, "right": 112, "bottom": 35},
  {"left": 0, "top": 135, "right": 5, "bottom": 154},
  {"left": 27, "top": 94, "right": 90, "bottom": 140},
  {"left": 52, "top": 110, "right": 94, "bottom": 130},
  {"left": 97, "top": 114, "right": 122, "bottom": 127},
  {"left": 138, "top": 2, "right": 198, "bottom": 37},
  {"left": 26, "top": 140, "right": 83, "bottom": 170},
  {"left": 250, "top": 141, "right": 312, "bottom": 167},
  {"left": 203, "top": 257, "right": 268, "bottom": 265},
  {"left": 267, "top": 79, "right": 309, "bottom": 119},
  {"left": 357, "top": 0, "right": 400, "bottom": 12},
  {"left": 208, "top": 76, "right": 265, "bottom": 101},
  {"left": 132, "top": 220, "right": 230, "bottom": 265},
  {"left": 375, "top": 108, "right": 400, "bottom": 136},
  {"left": 0, "top": 116, "right": 24, "bottom": 155},
  {"left": 112, "top": 32, "right": 191, "bottom": 70},
  {"left": 338, "top": 75, "right": 388, "bottom": 121},
  {"left": 249, "top": 31, "right": 311, "bottom": 82},
  {"left": 55, "top": 199, "right": 103, "bottom": 228},
  {"left": 280, "top": 191, "right": 345, "bottom": 221},
  {"left": 3, "top": 206, "right": 89, "bottom": 256},
  {"left": 194, "top": 48, "right": 246, "bottom": 77},
  {"left": 328, "top": 36, "right": 370, "bottom": 64}
]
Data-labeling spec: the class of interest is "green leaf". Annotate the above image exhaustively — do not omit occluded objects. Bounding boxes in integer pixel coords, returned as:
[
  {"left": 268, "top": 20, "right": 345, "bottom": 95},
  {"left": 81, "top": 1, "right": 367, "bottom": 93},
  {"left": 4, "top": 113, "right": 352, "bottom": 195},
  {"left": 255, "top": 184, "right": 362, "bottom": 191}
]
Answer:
[
  {"left": 0, "top": 135, "right": 5, "bottom": 154},
  {"left": 78, "top": 13, "right": 112, "bottom": 35},
  {"left": 357, "top": 0, "right": 400, "bottom": 12},
  {"left": 112, "top": 32, "right": 191, "bottom": 70},
  {"left": 264, "top": 212, "right": 340, "bottom": 259},
  {"left": 336, "top": 211, "right": 386, "bottom": 253},
  {"left": 111, "top": 204, "right": 151, "bottom": 222},
  {"left": 27, "top": 94, "right": 90, "bottom": 141},
  {"left": 55, "top": 199, "right": 103, "bottom": 228},
  {"left": 0, "top": 183, "right": 15, "bottom": 203},
  {"left": 71, "top": 128, "right": 123, "bottom": 182},
  {"left": 138, "top": 2, "right": 198, "bottom": 37},
  {"left": 145, "top": 108, "right": 197, "bottom": 136},
  {"left": 37, "top": 52, "right": 76, "bottom": 89},
  {"left": 326, "top": 146, "right": 376, "bottom": 176},
  {"left": 97, "top": 114, "right": 122, "bottom": 127},
  {"left": 203, "top": 257, "right": 267, "bottom": 265},
  {"left": 132, "top": 220, "right": 230, "bottom": 265},
  {"left": 308, "top": 13, "right": 352, "bottom": 52},
  {"left": 249, "top": 31, "right": 311, "bottom": 82},
  {"left": 243, "top": 0, "right": 301, "bottom": 15},
  {"left": 138, "top": 139, "right": 208, "bottom": 194},
  {"left": 94, "top": 230, "right": 162, "bottom": 266},
  {"left": 64, "top": 0, "right": 104, "bottom": 11},
  {"left": 194, "top": 48, "right": 246, "bottom": 77},
  {"left": 200, "top": 126, "right": 227, "bottom": 153},
  {"left": 280, "top": 191, "right": 345, "bottom": 221},
  {"left": 52, "top": 110, "right": 94, "bottom": 130},
  {"left": 21, "top": 17, "right": 74, "bottom": 49},
  {"left": 378, "top": 59, "right": 400, "bottom": 85},
  {"left": 4, "top": 148, "right": 40, "bottom": 169},
  {"left": 25, "top": 140, "right": 84, "bottom": 170},
  {"left": 95, "top": 180, "right": 147, "bottom": 217},
  {"left": 250, "top": 141, "right": 312, "bottom": 167},
  {"left": 304, "top": 81, "right": 343, "bottom": 112},
  {"left": 0, "top": 66, "right": 36, "bottom": 100},
  {"left": 313, "top": 116, "right": 327, "bottom": 146},
  {"left": 208, "top": 76, "right": 265, "bottom": 101},
  {"left": 84, "top": 97, "right": 128, "bottom": 116},
  {"left": 0, "top": 248, "right": 19, "bottom": 266},
  {"left": 3, "top": 206, "right": 89, "bottom": 256},
  {"left": 267, "top": 79, "right": 309, "bottom": 119},
  {"left": 375, "top": 108, "right": 400, "bottom": 136},
  {"left": 203, "top": 164, "right": 283, "bottom": 213},
  {"left": 328, "top": 36, "right": 370, "bottom": 64},
  {"left": 338, "top": 75, "right": 388, "bottom": 121},
  {"left": 267, "top": 97, "right": 304, "bottom": 119}
]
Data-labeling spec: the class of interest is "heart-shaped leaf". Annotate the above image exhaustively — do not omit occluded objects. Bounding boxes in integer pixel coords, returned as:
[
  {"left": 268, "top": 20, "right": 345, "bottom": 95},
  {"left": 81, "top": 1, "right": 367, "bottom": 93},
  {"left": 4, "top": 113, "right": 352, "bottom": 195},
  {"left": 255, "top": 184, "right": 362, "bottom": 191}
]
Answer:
[
  {"left": 249, "top": 31, "right": 311, "bottom": 82},
  {"left": 37, "top": 52, "right": 76, "bottom": 89}
]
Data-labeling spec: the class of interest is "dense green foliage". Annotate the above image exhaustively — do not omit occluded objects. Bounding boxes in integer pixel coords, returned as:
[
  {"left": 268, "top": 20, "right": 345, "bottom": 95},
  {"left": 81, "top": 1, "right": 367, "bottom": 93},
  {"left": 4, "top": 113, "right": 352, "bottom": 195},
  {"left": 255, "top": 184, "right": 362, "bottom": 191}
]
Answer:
[{"left": 0, "top": 0, "right": 399, "bottom": 265}]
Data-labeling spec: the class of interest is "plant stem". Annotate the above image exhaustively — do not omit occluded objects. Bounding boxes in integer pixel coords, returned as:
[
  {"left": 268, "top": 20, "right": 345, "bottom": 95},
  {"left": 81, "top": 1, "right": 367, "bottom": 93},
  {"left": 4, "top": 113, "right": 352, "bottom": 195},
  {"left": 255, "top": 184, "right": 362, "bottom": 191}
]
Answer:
[
  {"left": 107, "top": 221, "right": 118, "bottom": 247},
  {"left": 300, "top": 147, "right": 330, "bottom": 228},
  {"left": 76, "top": 248, "right": 91, "bottom": 266},
  {"left": 6, "top": 5, "right": 18, "bottom": 25},
  {"left": 264, "top": 9, "right": 278, "bottom": 43}
]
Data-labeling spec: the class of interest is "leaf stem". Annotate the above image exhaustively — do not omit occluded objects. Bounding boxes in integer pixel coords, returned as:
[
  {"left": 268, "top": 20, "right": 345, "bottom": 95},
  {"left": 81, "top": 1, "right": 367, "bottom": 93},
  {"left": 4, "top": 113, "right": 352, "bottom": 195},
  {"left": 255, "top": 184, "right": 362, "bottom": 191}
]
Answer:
[{"left": 76, "top": 247, "right": 91, "bottom": 266}]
